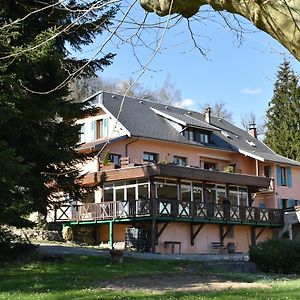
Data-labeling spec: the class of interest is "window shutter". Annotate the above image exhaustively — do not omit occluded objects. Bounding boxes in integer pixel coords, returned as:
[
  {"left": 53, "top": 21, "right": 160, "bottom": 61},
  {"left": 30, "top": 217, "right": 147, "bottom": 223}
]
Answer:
[
  {"left": 278, "top": 199, "right": 283, "bottom": 209},
  {"left": 103, "top": 117, "right": 108, "bottom": 138},
  {"left": 287, "top": 167, "right": 292, "bottom": 187},
  {"left": 91, "top": 120, "right": 96, "bottom": 140},
  {"left": 288, "top": 199, "right": 295, "bottom": 208},
  {"left": 276, "top": 166, "right": 282, "bottom": 186}
]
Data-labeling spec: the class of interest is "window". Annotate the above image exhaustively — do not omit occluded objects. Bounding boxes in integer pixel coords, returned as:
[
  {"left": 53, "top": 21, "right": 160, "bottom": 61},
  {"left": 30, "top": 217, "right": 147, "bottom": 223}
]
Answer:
[
  {"left": 155, "top": 180, "right": 178, "bottom": 200},
  {"left": 264, "top": 166, "right": 272, "bottom": 178},
  {"left": 96, "top": 119, "right": 103, "bottom": 139},
  {"left": 85, "top": 192, "right": 95, "bottom": 202},
  {"left": 192, "top": 183, "right": 203, "bottom": 204},
  {"left": 103, "top": 181, "right": 150, "bottom": 203},
  {"left": 281, "top": 167, "right": 287, "bottom": 186},
  {"left": 79, "top": 123, "right": 85, "bottom": 143},
  {"left": 143, "top": 152, "right": 158, "bottom": 164},
  {"left": 138, "top": 184, "right": 149, "bottom": 200},
  {"left": 204, "top": 162, "right": 218, "bottom": 170},
  {"left": 173, "top": 155, "right": 187, "bottom": 166},
  {"left": 239, "top": 187, "right": 248, "bottom": 206},
  {"left": 205, "top": 184, "right": 216, "bottom": 204},
  {"left": 276, "top": 166, "right": 292, "bottom": 187},
  {"left": 216, "top": 185, "right": 226, "bottom": 204},
  {"left": 181, "top": 182, "right": 192, "bottom": 202},
  {"left": 104, "top": 188, "right": 113, "bottom": 202},
  {"left": 228, "top": 186, "right": 238, "bottom": 205},
  {"left": 109, "top": 153, "right": 121, "bottom": 166},
  {"left": 93, "top": 117, "right": 109, "bottom": 140},
  {"left": 259, "top": 203, "right": 266, "bottom": 209},
  {"left": 183, "top": 127, "right": 211, "bottom": 144}
]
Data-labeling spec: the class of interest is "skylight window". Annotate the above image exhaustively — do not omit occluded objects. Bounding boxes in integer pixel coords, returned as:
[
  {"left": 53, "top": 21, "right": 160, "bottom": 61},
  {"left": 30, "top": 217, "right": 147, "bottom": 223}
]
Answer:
[
  {"left": 221, "top": 130, "right": 231, "bottom": 139},
  {"left": 246, "top": 139, "right": 256, "bottom": 147}
]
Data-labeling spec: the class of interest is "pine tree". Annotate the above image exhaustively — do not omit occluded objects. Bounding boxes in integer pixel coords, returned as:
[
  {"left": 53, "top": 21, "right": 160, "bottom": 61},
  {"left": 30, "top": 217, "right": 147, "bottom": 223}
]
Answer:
[
  {"left": 0, "top": 1, "right": 117, "bottom": 227},
  {"left": 265, "top": 60, "right": 300, "bottom": 161}
]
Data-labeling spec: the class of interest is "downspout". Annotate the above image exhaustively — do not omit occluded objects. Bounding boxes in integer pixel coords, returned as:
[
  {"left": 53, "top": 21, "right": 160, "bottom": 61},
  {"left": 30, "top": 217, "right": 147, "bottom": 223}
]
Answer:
[{"left": 125, "top": 137, "right": 139, "bottom": 157}]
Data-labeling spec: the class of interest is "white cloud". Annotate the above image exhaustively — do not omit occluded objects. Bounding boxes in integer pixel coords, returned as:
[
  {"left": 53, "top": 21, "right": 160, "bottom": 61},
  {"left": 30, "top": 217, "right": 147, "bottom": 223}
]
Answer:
[
  {"left": 241, "top": 88, "right": 262, "bottom": 95},
  {"left": 174, "top": 98, "right": 195, "bottom": 109}
]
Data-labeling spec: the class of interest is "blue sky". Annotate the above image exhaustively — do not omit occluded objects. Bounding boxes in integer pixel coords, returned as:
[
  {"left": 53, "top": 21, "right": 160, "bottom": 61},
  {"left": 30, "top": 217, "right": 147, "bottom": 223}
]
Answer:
[{"left": 78, "top": 3, "right": 299, "bottom": 126}]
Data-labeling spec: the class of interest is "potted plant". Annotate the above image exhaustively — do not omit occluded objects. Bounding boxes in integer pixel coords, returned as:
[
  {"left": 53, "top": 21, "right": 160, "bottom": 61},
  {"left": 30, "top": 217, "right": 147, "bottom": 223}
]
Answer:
[
  {"left": 100, "top": 151, "right": 115, "bottom": 170},
  {"left": 109, "top": 248, "right": 124, "bottom": 263},
  {"left": 223, "top": 165, "right": 234, "bottom": 173}
]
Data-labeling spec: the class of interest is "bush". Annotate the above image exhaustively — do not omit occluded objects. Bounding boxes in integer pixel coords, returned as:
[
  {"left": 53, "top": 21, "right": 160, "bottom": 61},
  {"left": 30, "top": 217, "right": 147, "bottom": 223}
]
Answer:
[
  {"left": 249, "top": 239, "right": 300, "bottom": 273},
  {"left": 0, "top": 226, "right": 34, "bottom": 260}
]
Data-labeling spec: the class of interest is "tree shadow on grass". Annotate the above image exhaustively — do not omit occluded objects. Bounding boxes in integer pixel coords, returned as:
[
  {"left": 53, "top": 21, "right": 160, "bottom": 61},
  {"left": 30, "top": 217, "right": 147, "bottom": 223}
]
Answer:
[
  {"left": 0, "top": 254, "right": 205, "bottom": 294},
  {"left": 1, "top": 254, "right": 299, "bottom": 300}
]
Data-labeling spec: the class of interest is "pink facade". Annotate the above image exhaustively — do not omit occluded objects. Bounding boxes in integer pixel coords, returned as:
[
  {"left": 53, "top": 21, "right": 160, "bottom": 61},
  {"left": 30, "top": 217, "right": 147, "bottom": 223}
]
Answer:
[{"left": 64, "top": 92, "right": 300, "bottom": 254}]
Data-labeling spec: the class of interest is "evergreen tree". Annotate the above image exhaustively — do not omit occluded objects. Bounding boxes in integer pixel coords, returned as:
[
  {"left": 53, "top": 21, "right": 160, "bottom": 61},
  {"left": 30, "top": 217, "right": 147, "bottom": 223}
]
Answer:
[
  {"left": 265, "top": 60, "right": 300, "bottom": 161},
  {"left": 0, "top": 1, "right": 117, "bottom": 227}
]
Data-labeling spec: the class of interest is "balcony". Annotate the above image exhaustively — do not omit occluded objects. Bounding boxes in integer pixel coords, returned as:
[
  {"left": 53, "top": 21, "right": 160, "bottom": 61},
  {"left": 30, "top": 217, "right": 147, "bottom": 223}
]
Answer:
[{"left": 60, "top": 199, "right": 283, "bottom": 226}]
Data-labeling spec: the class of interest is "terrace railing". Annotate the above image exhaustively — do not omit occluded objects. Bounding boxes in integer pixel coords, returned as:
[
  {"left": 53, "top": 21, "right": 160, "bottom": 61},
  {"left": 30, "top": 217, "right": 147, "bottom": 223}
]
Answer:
[{"left": 55, "top": 199, "right": 283, "bottom": 225}]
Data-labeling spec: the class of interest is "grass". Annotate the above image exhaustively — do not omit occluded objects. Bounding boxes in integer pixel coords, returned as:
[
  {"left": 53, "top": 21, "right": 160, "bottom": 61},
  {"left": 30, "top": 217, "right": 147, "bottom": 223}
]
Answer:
[{"left": 0, "top": 254, "right": 299, "bottom": 299}]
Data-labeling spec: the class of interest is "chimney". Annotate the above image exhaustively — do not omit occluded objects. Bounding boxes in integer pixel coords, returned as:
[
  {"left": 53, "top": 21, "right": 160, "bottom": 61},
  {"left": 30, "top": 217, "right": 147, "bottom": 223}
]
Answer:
[
  {"left": 248, "top": 123, "right": 257, "bottom": 138},
  {"left": 205, "top": 106, "right": 211, "bottom": 123}
]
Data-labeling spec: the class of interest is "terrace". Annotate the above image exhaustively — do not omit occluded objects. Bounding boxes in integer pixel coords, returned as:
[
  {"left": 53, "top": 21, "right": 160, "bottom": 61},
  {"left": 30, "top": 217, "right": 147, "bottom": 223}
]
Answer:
[
  {"left": 53, "top": 198, "right": 283, "bottom": 227},
  {"left": 51, "top": 163, "right": 282, "bottom": 227}
]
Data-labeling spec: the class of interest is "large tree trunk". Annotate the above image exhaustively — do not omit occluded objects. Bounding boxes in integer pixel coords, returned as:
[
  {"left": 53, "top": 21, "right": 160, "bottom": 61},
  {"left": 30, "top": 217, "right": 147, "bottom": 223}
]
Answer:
[{"left": 140, "top": 0, "right": 300, "bottom": 61}]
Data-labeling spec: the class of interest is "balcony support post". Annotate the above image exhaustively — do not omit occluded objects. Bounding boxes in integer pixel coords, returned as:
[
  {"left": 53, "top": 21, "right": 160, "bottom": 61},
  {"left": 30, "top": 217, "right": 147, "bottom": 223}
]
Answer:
[
  {"left": 150, "top": 218, "right": 157, "bottom": 253},
  {"left": 109, "top": 221, "right": 114, "bottom": 249},
  {"left": 220, "top": 225, "right": 234, "bottom": 245},
  {"left": 248, "top": 189, "right": 253, "bottom": 207},
  {"left": 190, "top": 223, "right": 205, "bottom": 246},
  {"left": 256, "top": 227, "right": 266, "bottom": 240},
  {"left": 250, "top": 226, "right": 256, "bottom": 246},
  {"left": 157, "top": 222, "right": 169, "bottom": 245}
]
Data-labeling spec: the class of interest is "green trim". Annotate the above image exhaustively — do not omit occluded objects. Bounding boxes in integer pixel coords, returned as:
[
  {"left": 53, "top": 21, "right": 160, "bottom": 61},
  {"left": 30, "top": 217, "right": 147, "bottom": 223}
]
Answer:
[{"left": 65, "top": 216, "right": 283, "bottom": 228}]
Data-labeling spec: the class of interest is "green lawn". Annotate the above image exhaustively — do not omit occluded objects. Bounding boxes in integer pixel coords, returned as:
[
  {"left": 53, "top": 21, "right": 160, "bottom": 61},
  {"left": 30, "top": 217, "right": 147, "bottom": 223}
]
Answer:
[{"left": 0, "top": 254, "right": 299, "bottom": 300}]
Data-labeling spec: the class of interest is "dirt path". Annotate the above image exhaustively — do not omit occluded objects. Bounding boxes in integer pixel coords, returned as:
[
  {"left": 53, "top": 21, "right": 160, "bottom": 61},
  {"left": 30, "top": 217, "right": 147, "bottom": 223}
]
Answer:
[
  {"left": 100, "top": 273, "right": 270, "bottom": 292},
  {"left": 37, "top": 244, "right": 269, "bottom": 292}
]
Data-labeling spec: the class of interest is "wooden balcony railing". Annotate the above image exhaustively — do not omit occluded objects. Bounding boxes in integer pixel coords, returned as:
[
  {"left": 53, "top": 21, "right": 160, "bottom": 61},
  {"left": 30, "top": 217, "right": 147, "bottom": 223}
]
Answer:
[{"left": 51, "top": 199, "right": 283, "bottom": 225}]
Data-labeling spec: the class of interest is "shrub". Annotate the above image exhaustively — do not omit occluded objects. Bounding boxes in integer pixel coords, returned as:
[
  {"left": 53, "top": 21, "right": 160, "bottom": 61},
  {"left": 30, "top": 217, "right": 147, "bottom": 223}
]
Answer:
[
  {"left": 0, "top": 226, "right": 34, "bottom": 261},
  {"left": 249, "top": 239, "right": 300, "bottom": 273}
]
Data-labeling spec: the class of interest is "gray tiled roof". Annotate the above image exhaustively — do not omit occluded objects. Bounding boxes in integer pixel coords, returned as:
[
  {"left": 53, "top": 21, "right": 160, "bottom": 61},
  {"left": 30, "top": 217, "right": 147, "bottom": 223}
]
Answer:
[{"left": 100, "top": 92, "right": 300, "bottom": 167}]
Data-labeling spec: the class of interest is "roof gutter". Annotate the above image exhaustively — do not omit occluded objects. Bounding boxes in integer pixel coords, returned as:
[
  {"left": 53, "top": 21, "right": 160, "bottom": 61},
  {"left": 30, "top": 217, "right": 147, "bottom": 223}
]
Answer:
[
  {"left": 125, "top": 137, "right": 139, "bottom": 157},
  {"left": 238, "top": 149, "right": 265, "bottom": 162}
]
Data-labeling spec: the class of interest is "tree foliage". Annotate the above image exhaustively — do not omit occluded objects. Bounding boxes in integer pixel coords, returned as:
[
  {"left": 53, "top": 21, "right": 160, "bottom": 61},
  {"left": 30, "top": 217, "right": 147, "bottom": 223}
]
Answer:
[
  {"left": 69, "top": 74, "right": 182, "bottom": 104},
  {"left": 241, "top": 111, "right": 265, "bottom": 138},
  {"left": 264, "top": 60, "right": 300, "bottom": 161},
  {"left": 201, "top": 100, "right": 233, "bottom": 122},
  {"left": 0, "top": 0, "right": 117, "bottom": 227}
]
